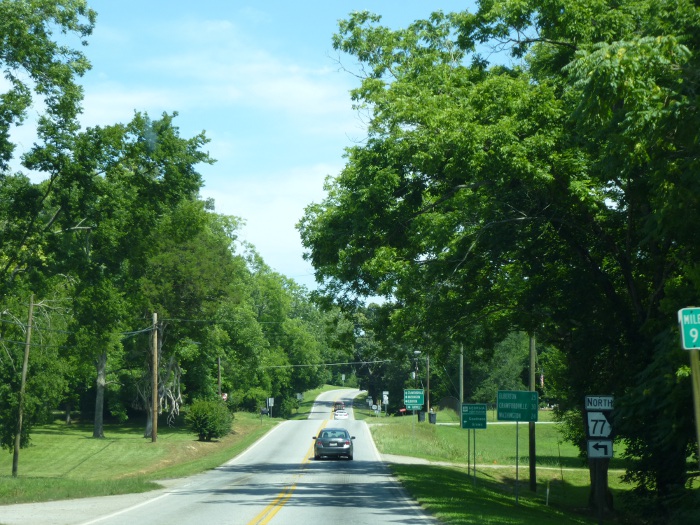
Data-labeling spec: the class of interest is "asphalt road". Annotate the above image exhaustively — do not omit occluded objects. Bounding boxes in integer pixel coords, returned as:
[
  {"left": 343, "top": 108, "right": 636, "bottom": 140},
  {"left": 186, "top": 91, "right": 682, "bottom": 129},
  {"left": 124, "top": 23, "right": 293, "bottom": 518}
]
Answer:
[{"left": 0, "top": 389, "right": 438, "bottom": 525}]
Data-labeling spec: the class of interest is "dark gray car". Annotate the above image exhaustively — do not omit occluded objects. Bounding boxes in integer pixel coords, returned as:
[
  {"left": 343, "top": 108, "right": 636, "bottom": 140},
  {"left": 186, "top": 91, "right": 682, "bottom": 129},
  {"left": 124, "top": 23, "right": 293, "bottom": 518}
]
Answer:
[{"left": 313, "top": 427, "right": 355, "bottom": 460}]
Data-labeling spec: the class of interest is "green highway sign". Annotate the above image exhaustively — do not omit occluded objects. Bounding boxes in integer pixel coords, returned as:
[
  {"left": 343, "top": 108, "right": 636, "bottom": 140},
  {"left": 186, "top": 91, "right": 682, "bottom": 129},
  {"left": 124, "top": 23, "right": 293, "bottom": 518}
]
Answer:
[
  {"left": 406, "top": 404, "right": 423, "bottom": 410},
  {"left": 678, "top": 308, "right": 700, "bottom": 350},
  {"left": 497, "top": 390, "right": 539, "bottom": 422},
  {"left": 461, "top": 403, "right": 487, "bottom": 429},
  {"left": 404, "top": 389, "right": 425, "bottom": 406}
]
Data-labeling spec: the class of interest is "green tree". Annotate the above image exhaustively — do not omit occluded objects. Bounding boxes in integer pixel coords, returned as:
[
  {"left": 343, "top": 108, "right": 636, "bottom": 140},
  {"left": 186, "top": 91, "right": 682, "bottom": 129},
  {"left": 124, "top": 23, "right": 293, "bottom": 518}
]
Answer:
[
  {"left": 49, "top": 113, "right": 212, "bottom": 438},
  {"left": 0, "top": 291, "right": 71, "bottom": 455},
  {"left": 0, "top": 0, "right": 95, "bottom": 454},
  {"left": 0, "top": 0, "right": 94, "bottom": 294},
  {"left": 470, "top": 332, "right": 530, "bottom": 403},
  {"left": 136, "top": 201, "right": 245, "bottom": 435}
]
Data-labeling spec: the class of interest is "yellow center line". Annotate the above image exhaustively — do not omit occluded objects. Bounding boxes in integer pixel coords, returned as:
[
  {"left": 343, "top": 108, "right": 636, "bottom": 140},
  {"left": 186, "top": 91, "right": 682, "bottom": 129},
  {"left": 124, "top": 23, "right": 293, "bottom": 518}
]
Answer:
[{"left": 245, "top": 419, "right": 330, "bottom": 525}]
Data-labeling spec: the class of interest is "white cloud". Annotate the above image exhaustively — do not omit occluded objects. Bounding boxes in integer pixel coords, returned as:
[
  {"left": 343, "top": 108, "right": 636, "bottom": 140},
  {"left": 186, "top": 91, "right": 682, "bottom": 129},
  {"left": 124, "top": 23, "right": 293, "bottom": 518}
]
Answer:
[{"left": 200, "top": 162, "right": 338, "bottom": 287}]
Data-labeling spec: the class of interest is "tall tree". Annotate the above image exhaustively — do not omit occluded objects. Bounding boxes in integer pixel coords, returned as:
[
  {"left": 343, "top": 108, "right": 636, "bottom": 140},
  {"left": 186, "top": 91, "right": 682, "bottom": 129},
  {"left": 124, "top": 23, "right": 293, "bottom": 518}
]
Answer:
[
  {"left": 0, "top": 0, "right": 94, "bottom": 293},
  {"left": 136, "top": 202, "right": 244, "bottom": 434},
  {"left": 0, "top": 0, "right": 95, "bottom": 452},
  {"left": 53, "top": 113, "right": 212, "bottom": 438},
  {"left": 299, "top": 3, "right": 700, "bottom": 509}
]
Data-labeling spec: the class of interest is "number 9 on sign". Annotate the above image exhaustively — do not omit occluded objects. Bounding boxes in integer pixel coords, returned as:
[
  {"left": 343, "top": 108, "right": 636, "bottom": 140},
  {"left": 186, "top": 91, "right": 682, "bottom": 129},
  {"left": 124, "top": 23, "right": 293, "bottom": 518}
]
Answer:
[{"left": 678, "top": 308, "right": 700, "bottom": 350}]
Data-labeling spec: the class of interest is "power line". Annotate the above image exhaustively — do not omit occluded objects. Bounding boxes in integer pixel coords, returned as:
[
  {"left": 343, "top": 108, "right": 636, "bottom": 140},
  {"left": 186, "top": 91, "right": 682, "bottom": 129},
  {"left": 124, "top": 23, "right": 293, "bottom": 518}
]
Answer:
[
  {"left": 162, "top": 317, "right": 293, "bottom": 325},
  {"left": 260, "top": 359, "right": 392, "bottom": 369}
]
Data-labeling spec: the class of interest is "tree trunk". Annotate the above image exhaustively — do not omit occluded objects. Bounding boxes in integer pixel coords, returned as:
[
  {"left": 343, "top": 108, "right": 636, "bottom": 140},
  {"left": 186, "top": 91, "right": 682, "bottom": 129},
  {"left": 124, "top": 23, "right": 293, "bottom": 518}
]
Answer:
[
  {"left": 93, "top": 351, "right": 107, "bottom": 438},
  {"left": 65, "top": 402, "right": 72, "bottom": 425},
  {"left": 143, "top": 406, "right": 153, "bottom": 438}
]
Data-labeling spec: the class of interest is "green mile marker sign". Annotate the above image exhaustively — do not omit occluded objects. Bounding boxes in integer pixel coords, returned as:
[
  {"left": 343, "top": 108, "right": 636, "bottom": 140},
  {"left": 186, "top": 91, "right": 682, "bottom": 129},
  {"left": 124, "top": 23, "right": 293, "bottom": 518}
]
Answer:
[{"left": 678, "top": 307, "right": 700, "bottom": 350}]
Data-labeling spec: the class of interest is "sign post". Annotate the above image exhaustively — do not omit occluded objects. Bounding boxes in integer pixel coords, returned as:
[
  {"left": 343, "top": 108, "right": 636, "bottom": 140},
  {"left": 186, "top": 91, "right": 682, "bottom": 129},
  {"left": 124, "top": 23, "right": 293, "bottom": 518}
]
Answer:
[
  {"left": 497, "top": 391, "right": 538, "bottom": 504},
  {"left": 462, "top": 404, "right": 487, "bottom": 486},
  {"left": 678, "top": 308, "right": 700, "bottom": 469},
  {"left": 405, "top": 389, "right": 425, "bottom": 436},
  {"left": 585, "top": 395, "right": 613, "bottom": 523}
]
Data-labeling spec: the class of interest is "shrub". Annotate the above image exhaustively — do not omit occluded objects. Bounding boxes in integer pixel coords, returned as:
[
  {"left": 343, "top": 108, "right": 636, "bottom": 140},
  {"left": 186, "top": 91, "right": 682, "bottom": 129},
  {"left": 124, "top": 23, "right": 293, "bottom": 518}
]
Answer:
[
  {"left": 279, "top": 397, "right": 299, "bottom": 419},
  {"left": 185, "top": 399, "right": 233, "bottom": 441}
]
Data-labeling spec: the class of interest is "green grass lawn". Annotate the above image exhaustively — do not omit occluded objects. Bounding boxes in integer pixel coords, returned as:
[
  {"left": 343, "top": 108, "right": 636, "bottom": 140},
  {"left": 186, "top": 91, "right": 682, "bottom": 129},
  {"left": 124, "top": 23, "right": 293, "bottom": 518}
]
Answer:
[
  {"left": 0, "top": 410, "right": 277, "bottom": 504},
  {"left": 364, "top": 407, "right": 633, "bottom": 524}
]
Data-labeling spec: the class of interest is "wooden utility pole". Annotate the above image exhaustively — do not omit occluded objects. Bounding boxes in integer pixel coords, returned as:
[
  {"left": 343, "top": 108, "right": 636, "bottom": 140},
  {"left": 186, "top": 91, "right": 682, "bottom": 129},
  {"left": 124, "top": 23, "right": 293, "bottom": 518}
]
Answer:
[
  {"left": 459, "top": 344, "right": 464, "bottom": 405},
  {"left": 676, "top": 308, "right": 700, "bottom": 468},
  {"left": 426, "top": 353, "right": 430, "bottom": 413},
  {"left": 152, "top": 312, "right": 158, "bottom": 443},
  {"left": 690, "top": 349, "right": 700, "bottom": 469},
  {"left": 13, "top": 294, "right": 34, "bottom": 477},
  {"left": 218, "top": 357, "right": 222, "bottom": 397},
  {"left": 529, "top": 333, "right": 537, "bottom": 492}
]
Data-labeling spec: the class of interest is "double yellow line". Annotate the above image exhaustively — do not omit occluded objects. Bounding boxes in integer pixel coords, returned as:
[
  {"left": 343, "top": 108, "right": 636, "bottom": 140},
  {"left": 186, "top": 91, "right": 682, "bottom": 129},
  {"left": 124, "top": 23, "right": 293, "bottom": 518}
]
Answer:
[
  {"left": 246, "top": 482, "right": 298, "bottom": 525},
  {"left": 245, "top": 420, "right": 330, "bottom": 525}
]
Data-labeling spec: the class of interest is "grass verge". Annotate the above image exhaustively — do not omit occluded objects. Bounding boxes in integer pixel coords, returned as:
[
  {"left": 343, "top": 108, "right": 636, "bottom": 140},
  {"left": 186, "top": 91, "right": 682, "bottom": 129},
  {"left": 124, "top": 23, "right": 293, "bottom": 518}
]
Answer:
[
  {"left": 367, "top": 409, "right": 629, "bottom": 524},
  {"left": 0, "top": 411, "right": 276, "bottom": 505},
  {"left": 391, "top": 463, "right": 600, "bottom": 525}
]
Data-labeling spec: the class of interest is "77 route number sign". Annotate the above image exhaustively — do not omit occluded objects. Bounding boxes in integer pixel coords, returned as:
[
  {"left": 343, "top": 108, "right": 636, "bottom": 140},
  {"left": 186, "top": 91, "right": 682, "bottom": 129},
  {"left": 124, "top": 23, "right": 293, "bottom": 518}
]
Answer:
[
  {"left": 585, "top": 395, "right": 614, "bottom": 459},
  {"left": 586, "top": 411, "right": 612, "bottom": 438}
]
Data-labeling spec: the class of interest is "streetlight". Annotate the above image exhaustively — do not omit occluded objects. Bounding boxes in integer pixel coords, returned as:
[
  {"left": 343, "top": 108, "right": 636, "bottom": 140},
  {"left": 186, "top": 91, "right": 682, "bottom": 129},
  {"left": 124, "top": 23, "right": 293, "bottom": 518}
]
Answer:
[{"left": 414, "top": 350, "right": 430, "bottom": 413}]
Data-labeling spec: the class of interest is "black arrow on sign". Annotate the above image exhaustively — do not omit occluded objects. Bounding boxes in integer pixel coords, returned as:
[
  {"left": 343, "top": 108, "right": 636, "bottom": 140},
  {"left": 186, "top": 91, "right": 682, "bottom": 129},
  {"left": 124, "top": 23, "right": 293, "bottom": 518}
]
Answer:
[{"left": 592, "top": 442, "right": 609, "bottom": 455}]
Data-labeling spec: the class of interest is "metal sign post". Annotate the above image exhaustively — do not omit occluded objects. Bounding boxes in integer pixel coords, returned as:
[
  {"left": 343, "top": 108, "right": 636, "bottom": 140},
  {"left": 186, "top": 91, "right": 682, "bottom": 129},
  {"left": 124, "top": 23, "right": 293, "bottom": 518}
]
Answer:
[
  {"left": 678, "top": 308, "right": 700, "bottom": 468},
  {"left": 462, "top": 404, "right": 487, "bottom": 486},
  {"left": 497, "top": 391, "right": 538, "bottom": 504},
  {"left": 585, "top": 395, "right": 614, "bottom": 524}
]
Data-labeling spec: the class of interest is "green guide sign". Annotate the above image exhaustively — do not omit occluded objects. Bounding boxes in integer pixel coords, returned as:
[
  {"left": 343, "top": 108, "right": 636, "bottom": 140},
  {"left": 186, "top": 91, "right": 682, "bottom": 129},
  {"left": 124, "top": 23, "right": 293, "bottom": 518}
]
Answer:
[
  {"left": 497, "top": 391, "right": 538, "bottom": 422},
  {"left": 461, "top": 403, "right": 487, "bottom": 429},
  {"left": 403, "top": 389, "right": 424, "bottom": 406}
]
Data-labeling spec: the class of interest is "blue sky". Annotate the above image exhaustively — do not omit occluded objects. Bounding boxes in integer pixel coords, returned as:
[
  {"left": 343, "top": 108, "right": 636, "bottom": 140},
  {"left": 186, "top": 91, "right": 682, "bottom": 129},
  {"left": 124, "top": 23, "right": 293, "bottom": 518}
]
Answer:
[{"left": 72, "top": 1, "right": 474, "bottom": 289}]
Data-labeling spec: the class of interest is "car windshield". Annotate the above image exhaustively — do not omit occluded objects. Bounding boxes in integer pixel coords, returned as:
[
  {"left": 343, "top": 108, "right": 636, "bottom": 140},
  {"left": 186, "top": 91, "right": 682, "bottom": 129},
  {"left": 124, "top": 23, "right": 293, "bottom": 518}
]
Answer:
[{"left": 320, "top": 429, "right": 348, "bottom": 439}]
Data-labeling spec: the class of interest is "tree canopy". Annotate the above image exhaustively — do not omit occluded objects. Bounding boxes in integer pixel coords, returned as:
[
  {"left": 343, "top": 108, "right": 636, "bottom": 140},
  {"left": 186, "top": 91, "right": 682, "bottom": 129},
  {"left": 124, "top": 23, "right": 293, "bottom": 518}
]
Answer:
[
  {"left": 299, "top": 0, "right": 700, "bottom": 504},
  {"left": 0, "top": 0, "right": 353, "bottom": 465}
]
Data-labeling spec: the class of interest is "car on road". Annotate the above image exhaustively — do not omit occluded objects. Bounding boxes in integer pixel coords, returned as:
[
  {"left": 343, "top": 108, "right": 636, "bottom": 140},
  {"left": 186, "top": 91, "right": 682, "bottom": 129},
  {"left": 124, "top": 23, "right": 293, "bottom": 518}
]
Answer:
[
  {"left": 313, "top": 427, "right": 355, "bottom": 460},
  {"left": 334, "top": 409, "right": 349, "bottom": 420},
  {"left": 333, "top": 401, "right": 345, "bottom": 411}
]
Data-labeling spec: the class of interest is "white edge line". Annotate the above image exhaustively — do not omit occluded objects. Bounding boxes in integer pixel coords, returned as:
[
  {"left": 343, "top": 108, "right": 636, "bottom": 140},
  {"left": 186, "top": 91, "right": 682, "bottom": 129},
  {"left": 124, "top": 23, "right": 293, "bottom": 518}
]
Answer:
[
  {"left": 78, "top": 421, "right": 289, "bottom": 525},
  {"left": 364, "top": 420, "right": 441, "bottom": 524}
]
